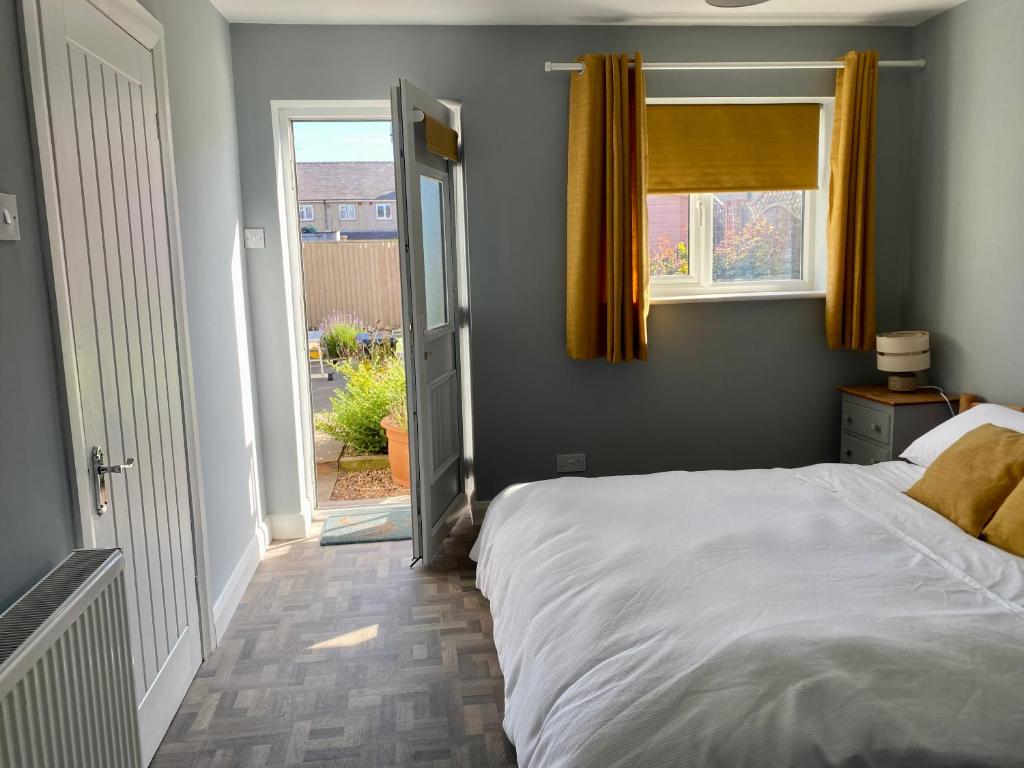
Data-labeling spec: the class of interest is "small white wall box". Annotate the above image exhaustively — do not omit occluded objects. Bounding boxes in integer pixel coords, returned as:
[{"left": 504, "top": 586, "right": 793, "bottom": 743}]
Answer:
[
  {"left": 243, "top": 227, "right": 265, "bottom": 249},
  {"left": 0, "top": 193, "right": 20, "bottom": 241}
]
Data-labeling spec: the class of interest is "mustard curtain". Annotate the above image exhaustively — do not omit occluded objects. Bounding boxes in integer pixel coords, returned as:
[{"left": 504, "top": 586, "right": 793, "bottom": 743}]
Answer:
[
  {"left": 566, "top": 53, "right": 649, "bottom": 362},
  {"left": 826, "top": 50, "right": 879, "bottom": 351},
  {"left": 648, "top": 103, "right": 821, "bottom": 193}
]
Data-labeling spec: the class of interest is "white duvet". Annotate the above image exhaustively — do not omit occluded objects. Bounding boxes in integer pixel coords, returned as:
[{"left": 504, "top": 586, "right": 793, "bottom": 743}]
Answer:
[{"left": 471, "top": 463, "right": 1024, "bottom": 767}]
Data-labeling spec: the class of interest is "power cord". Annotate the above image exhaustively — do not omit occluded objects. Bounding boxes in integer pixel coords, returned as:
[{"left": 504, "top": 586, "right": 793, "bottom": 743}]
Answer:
[{"left": 918, "top": 385, "right": 957, "bottom": 417}]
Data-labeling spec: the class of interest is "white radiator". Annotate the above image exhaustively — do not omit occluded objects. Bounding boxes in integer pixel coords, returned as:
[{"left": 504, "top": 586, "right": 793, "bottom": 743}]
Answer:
[{"left": 0, "top": 549, "right": 141, "bottom": 767}]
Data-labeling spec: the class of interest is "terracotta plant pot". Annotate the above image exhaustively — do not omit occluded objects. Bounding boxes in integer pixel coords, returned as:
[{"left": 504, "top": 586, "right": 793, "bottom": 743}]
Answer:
[{"left": 381, "top": 416, "right": 411, "bottom": 489}]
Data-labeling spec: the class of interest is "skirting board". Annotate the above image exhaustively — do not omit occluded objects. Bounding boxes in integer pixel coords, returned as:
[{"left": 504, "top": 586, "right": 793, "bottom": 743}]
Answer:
[
  {"left": 211, "top": 520, "right": 269, "bottom": 644},
  {"left": 267, "top": 511, "right": 312, "bottom": 541},
  {"left": 471, "top": 500, "right": 489, "bottom": 526}
]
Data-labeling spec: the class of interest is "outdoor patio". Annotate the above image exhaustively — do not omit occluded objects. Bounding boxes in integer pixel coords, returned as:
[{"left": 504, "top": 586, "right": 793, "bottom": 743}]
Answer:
[{"left": 309, "top": 357, "right": 411, "bottom": 512}]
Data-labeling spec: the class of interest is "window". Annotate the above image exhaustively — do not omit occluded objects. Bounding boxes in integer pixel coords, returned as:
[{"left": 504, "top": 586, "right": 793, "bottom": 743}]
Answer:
[
  {"left": 338, "top": 203, "right": 356, "bottom": 221},
  {"left": 646, "top": 99, "right": 832, "bottom": 302},
  {"left": 298, "top": 204, "right": 314, "bottom": 222},
  {"left": 376, "top": 203, "right": 392, "bottom": 220}
]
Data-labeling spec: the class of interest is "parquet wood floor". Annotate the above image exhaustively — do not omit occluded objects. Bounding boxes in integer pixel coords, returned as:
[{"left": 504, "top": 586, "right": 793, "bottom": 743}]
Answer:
[{"left": 152, "top": 515, "right": 516, "bottom": 767}]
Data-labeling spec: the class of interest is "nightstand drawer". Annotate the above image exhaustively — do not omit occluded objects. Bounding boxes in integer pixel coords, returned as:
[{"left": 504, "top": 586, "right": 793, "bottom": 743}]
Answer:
[
  {"left": 841, "top": 398, "right": 892, "bottom": 445},
  {"left": 840, "top": 432, "right": 891, "bottom": 465}
]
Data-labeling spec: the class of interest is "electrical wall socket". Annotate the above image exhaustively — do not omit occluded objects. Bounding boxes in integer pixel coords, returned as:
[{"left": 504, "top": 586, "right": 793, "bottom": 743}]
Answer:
[{"left": 556, "top": 453, "right": 587, "bottom": 473}]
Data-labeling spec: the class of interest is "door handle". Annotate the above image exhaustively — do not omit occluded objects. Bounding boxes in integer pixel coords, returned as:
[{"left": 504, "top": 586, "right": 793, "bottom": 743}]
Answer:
[
  {"left": 92, "top": 446, "right": 135, "bottom": 515},
  {"left": 99, "top": 458, "right": 136, "bottom": 474}
]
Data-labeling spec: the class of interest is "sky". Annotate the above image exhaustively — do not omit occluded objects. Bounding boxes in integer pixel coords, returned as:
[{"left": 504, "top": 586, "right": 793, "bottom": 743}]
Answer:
[{"left": 292, "top": 121, "right": 394, "bottom": 163}]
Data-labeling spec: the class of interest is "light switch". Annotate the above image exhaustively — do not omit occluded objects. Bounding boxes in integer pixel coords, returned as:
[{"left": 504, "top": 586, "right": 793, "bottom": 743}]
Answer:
[
  {"left": 243, "top": 227, "right": 265, "bottom": 249},
  {"left": 0, "top": 193, "right": 20, "bottom": 241}
]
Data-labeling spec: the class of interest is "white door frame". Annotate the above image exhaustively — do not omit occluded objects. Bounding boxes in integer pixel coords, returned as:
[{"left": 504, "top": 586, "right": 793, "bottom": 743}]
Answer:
[
  {"left": 270, "top": 99, "right": 476, "bottom": 534},
  {"left": 19, "top": 0, "right": 216, "bottom": 657}
]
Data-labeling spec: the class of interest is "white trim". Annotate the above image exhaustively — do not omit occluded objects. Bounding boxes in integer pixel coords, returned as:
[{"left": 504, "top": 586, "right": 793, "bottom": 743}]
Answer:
[
  {"left": 445, "top": 100, "right": 477, "bottom": 516},
  {"left": 375, "top": 202, "right": 393, "bottom": 220},
  {"left": 83, "top": 0, "right": 160, "bottom": 49},
  {"left": 298, "top": 203, "right": 315, "bottom": 221},
  {"left": 151, "top": 32, "right": 218, "bottom": 658},
  {"left": 646, "top": 96, "right": 833, "bottom": 303},
  {"left": 313, "top": 499, "right": 409, "bottom": 522},
  {"left": 471, "top": 500, "right": 489, "bottom": 525},
  {"left": 211, "top": 523, "right": 268, "bottom": 643},
  {"left": 19, "top": 0, "right": 93, "bottom": 549},
  {"left": 267, "top": 511, "right": 314, "bottom": 541},
  {"left": 646, "top": 96, "right": 838, "bottom": 106},
  {"left": 652, "top": 290, "right": 825, "bottom": 305}
]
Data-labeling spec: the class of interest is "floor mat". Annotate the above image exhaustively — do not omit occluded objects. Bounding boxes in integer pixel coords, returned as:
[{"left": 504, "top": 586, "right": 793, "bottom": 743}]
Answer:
[{"left": 319, "top": 506, "right": 412, "bottom": 545}]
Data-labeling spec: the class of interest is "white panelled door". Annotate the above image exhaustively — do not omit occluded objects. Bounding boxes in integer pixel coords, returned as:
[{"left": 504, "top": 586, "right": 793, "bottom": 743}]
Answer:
[
  {"left": 390, "top": 80, "right": 470, "bottom": 565},
  {"left": 22, "top": 0, "right": 203, "bottom": 762}
]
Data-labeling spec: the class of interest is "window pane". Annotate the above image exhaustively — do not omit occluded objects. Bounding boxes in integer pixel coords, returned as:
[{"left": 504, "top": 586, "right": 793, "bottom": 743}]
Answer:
[
  {"left": 419, "top": 176, "right": 448, "bottom": 329},
  {"left": 712, "top": 191, "right": 804, "bottom": 282},
  {"left": 647, "top": 194, "right": 690, "bottom": 276}
]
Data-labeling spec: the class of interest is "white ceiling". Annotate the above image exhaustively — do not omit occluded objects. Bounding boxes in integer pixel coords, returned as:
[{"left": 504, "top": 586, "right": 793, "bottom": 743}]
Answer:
[{"left": 209, "top": 0, "right": 965, "bottom": 27}]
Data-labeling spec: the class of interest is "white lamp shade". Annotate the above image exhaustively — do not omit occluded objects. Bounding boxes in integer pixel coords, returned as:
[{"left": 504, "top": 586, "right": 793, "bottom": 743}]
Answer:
[{"left": 876, "top": 331, "right": 930, "bottom": 373}]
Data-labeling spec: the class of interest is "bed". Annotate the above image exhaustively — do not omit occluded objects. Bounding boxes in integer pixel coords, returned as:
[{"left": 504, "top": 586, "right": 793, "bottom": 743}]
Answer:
[{"left": 471, "top": 427, "right": 1024, "bottom": 766}]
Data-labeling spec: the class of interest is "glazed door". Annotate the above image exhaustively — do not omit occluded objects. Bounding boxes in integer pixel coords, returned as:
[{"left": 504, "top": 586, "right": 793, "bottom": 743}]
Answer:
[{"left": 390, "top": 80, "right": 469, "bottom": 565}]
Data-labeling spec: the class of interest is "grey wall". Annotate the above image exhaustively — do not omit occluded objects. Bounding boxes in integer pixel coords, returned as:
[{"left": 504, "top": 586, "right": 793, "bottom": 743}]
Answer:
[
  {"left": 140, "top": 0, "right": 266, "bottom": 599},
  {"left": 906, "top": 0, "right": 1024, "bottom": 404},
  {"left": 231, "top": 24, "right": 915, "bottom": 501},
  {"left": 0, "top": 0, "right": 75, "bottom": 611}
]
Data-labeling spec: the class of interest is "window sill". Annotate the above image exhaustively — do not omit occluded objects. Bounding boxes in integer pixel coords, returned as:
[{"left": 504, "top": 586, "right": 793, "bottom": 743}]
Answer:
[{"left": 651, "top": 290, "right": 825, "bottom": 305}]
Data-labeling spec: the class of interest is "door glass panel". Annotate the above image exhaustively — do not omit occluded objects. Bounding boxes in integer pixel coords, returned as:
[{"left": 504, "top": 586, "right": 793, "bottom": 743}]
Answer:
[{"left": 419, "top": 175, "right": 448, "bottom": 329}]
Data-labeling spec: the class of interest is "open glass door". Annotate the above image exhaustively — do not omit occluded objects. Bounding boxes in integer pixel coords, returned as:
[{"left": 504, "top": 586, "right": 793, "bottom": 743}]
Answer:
[{"left": 390, "top": 79, "right": 469, "bottom": 565}]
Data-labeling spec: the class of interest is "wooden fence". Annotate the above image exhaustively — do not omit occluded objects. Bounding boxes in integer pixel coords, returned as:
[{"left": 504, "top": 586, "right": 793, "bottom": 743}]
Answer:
[{"left": 301, "top": 240, "right": 402, "bottom": 330}]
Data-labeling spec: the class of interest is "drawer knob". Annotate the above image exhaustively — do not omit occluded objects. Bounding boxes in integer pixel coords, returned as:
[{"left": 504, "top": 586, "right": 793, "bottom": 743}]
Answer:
[
  {"left": 844, "top": 414, "right": 853, "bottom": 423},
  {"left": 872, "top": 423, "right": 881, "bottom": 432},
  {"left": 844, "top": 449, "right": 852, "bottom": 457}
]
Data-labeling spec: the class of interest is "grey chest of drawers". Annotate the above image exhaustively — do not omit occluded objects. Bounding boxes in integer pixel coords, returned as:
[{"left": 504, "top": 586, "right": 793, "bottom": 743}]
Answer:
[{"left": 837, "top": 385, "right": 956, "bottom": 465}]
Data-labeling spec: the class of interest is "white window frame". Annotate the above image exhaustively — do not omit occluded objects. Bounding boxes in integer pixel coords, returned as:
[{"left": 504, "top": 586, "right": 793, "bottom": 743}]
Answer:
[
  {"left": 376, "top": 202, "right": 393, "bottom": 220},
  {"left": 298, "top": 203, "right": 315, "bottom": 222},
  {"left": 646, "top": 96, "right": 834, "bottom": 304},
  {"left": 338, "top": 203, "right": 356, "bottom": 220}
]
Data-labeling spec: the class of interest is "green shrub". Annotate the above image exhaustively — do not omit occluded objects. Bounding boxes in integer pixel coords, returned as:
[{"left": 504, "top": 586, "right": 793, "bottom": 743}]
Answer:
[
  {"left": 386, "top": 371, "right": 408, "bottom": 430},
  {"left": 315, "top": 353, "right": 406, "bottom": 455},
  {"left": 320, "top": 321, "right": 360, "bottom": 359}
]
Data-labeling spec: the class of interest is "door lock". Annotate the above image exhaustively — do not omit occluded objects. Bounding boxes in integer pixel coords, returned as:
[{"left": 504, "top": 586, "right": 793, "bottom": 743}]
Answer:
[{"left": 92, "top": 446, "right": 136, "bottom": 515}]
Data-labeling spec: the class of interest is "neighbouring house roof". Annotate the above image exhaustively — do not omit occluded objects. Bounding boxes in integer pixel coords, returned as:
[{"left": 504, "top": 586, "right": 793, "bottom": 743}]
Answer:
[
  {"left": 296, "top": 161, "right": 397, "bottom": 201},
  {"left": 301, "top": 231, "right": 398, "bottom": 242}
]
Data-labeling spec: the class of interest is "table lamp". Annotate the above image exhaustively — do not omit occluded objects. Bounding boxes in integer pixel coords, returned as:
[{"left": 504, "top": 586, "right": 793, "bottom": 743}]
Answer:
[{"left": 876, "top": 331, "right": 930, "bottom": 392}]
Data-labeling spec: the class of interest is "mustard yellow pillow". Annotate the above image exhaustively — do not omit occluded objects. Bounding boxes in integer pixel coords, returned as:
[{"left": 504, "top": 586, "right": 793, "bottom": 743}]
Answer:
[
  {"left": 906, "top": 423, "right": 1024, "bottom": 536},
  {"left": 981, "top": 480, "right": 1024, "bottom": 557}
]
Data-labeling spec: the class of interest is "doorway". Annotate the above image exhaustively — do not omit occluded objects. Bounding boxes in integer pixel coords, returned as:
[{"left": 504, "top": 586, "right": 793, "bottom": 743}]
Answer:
[
  {"left": 274, "top": 94, "right": 475, "bottom": 565},
  {"left": 287, "top": 115, "right": 413, "bottom": 548}
]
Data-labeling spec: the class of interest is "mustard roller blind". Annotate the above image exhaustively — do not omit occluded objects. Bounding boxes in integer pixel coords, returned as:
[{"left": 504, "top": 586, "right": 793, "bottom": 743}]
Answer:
[{"left": 648, "top": 103, "right": 821, "bottom": 193}]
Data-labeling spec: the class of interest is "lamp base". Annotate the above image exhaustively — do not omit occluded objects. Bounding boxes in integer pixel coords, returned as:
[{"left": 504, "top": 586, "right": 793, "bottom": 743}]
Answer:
[{"left": 887, "top": 373, "right": 919, "bottom": 392}]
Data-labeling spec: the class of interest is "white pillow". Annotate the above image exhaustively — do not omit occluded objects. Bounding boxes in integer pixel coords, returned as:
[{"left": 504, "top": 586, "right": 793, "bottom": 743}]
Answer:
[{"left": 900, "top": 403, "right": 1024, "bottom": 467}]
